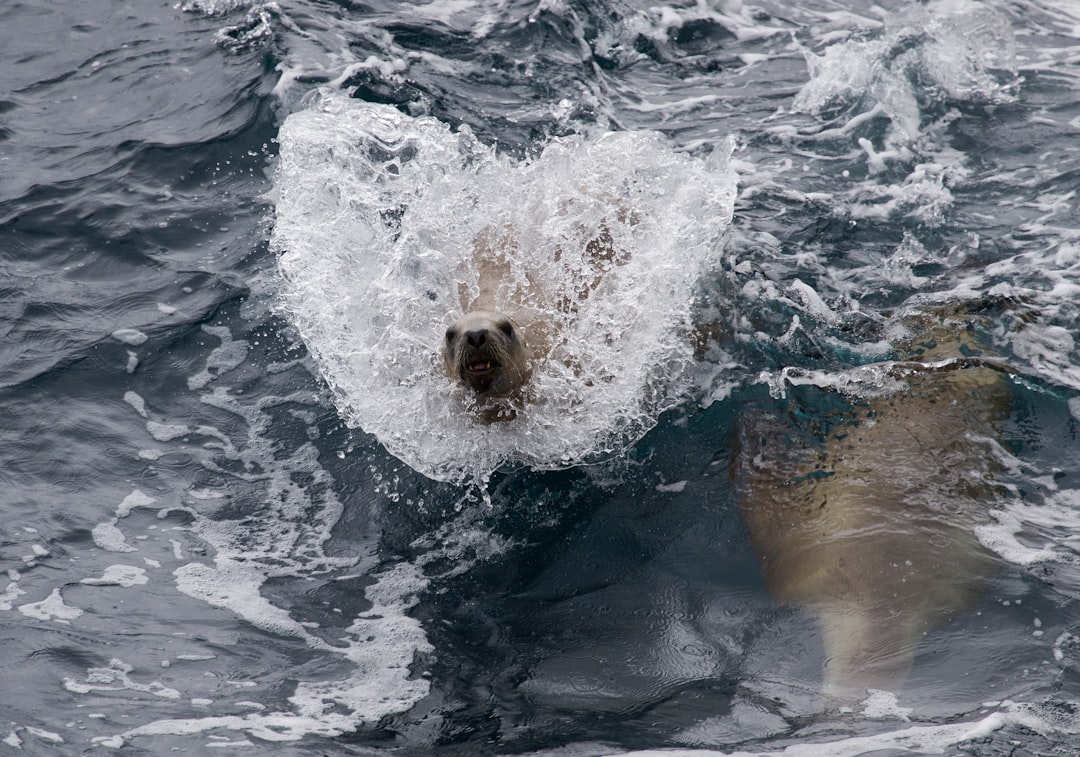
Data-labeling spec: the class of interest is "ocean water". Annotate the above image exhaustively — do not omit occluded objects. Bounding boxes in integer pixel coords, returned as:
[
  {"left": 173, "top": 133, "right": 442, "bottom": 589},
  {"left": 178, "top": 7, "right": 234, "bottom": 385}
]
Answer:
[{"left": 2, "top": 0, "right": 1079, "bottom": 754}]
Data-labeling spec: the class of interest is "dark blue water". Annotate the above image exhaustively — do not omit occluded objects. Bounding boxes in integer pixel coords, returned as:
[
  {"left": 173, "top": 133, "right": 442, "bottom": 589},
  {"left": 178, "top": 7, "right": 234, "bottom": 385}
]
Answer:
[{"left": 2, "top": 0, "right": 1079, "bottom": 754}]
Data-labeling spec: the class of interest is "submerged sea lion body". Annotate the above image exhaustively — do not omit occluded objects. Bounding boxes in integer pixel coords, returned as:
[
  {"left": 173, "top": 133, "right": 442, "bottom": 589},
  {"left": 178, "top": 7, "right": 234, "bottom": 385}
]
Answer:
[{"left": 734, "top": 307, "right": 1011, "bottom": 699}]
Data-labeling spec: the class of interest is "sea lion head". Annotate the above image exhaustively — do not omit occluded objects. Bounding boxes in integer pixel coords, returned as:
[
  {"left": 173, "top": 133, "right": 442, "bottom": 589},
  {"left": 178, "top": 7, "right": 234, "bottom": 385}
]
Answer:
[{"left": 442, "top": 310, "right": 529, "bottom": 398}]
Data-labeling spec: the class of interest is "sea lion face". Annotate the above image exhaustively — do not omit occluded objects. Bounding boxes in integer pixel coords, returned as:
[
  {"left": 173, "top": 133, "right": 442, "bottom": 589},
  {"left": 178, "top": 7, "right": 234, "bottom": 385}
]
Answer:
[{"left": 442, "top": 310, "right": 529, "bottom": 397}]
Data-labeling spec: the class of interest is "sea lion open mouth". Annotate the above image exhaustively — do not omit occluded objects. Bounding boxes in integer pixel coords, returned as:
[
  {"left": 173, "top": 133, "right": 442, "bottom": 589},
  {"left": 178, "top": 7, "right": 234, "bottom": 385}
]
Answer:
[
  {"left": 460, "top": 358, "right": 504, "bottom": 394},
  {"left": 466, "top": 360, "right": 497, "bottom": 375}
]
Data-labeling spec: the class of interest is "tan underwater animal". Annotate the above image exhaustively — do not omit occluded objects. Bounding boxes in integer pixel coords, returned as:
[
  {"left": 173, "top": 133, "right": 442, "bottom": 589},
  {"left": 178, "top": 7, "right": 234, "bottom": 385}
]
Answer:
[{"left": 733, "top": 306, "right": 1011, "bottom": 699}]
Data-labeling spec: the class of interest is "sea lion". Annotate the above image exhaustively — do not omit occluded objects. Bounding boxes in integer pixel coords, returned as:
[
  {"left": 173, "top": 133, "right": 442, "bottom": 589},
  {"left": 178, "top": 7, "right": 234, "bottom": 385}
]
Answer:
[
  {"left": 733, "top": 304, "right": 1012, "bottom": 699},
  {"left": 442, "top": 205, "right": 632, "bottom": 421},
  {"left": 441, "top": 226, "right": 551, "bottom": 421}
]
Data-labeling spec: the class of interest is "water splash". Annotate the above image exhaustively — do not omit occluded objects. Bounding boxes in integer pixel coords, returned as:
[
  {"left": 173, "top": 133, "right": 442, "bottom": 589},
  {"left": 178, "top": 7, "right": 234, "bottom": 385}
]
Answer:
[
  {"left": 273, "top": 89, "right": 736, "bottom": 484},
  {"left": 793, "top": 0, "right": 1019, "bottom": 157}
]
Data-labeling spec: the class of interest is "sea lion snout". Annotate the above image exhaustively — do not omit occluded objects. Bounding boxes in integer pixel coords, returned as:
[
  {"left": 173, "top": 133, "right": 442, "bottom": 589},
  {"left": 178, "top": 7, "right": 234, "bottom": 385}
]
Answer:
[{"left": 464, "top": 329, "right": 488, "bottom": 348}]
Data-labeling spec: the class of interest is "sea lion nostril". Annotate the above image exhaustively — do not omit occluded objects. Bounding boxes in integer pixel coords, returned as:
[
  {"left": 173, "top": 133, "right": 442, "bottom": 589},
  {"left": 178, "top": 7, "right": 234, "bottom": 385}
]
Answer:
[{"left": 465, "top": 329, "right": 487, "bottom": 348}]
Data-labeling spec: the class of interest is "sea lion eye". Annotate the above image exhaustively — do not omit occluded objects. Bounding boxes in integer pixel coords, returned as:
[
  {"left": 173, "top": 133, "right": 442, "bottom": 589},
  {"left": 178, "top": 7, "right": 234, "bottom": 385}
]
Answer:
[
  {"left": 498, "top": 320, "right": 514, "bottom": 337},
  {"left": 445, "top": 328, "right": 457, "bottom": 344}
]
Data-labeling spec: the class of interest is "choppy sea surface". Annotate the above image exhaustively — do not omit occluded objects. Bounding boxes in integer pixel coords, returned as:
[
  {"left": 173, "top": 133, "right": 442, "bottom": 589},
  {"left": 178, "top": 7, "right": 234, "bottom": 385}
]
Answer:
[{"left": 2, "top": 0, "right": 1080, "bottom": 754}]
